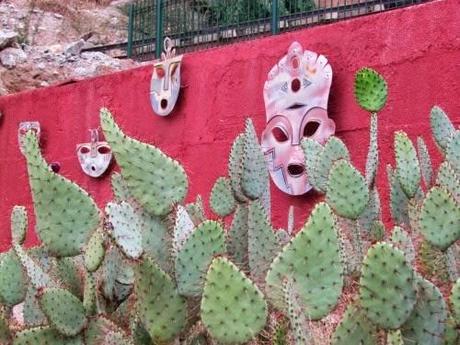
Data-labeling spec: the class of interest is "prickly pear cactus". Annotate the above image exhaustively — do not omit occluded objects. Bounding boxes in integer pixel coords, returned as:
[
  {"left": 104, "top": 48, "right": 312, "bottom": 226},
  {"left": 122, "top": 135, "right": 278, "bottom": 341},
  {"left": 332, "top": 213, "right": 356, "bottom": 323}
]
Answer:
[
  {"left": 38, "top": 288, "right": 87, "bottom": 336},
  {"left": 11, "top": 205, "right": 27, "bottom": 245},
  {"left": 354, "top": 67, "right": 388, "bottom": 113},
  {"left": 175, "top": 220, "right": 226, "bottom": 296},
  {"left": 241, "top": 119, "right": 269, "bottom": 200},
  {"left": 228, "top": 133, "right": 248, "bottom": 202},
  {"left": 201, "top": 257, "right": 267, "bottom": 344},
  {"left": 430, "top": 106, "right": 455, "bottom": 153},
  {"left": 315, "top": 137, "right": 350, "bottom": 193},
  {"left": 283, "top": 278, "right": 311, "bottom": 345},
  {"left": 390, "top": 226, "right": 415, "bottom": 264},
  {"left": 100, "top": 108, "right": 188, "bottom": 216},
  {"left": 227, "top": 204, "right": 249, "bottom": 268},
  {"left": 21, "top": 130, "right": 100, "bottom": 257},
  {"left": 247, "top": 200, "right": 280, "bottom": 282},
  {"left": 446, "top": 131, "right": 460, "bottom": 172},
  {"left": 332, "top": 303, "right": 377, "bottom": 345},
  {"left": 394, "top": 131, "right": 421, "bottom": 199},
  {"left": 85, "top": 316, "right": 132, "bottom": 345},
  {"left": 400, "top": 277, "right": 447, "bottom": 345},
  {"left": 106, "top": 201, "right": 143, "bottom": 259},
  {"left": 13, "top": 327, "right": 84, "bottom": 345},
  {"left": 135, "top": 257, "right": 186, "bottom": 342},
  {"left": 301, "top": 138, "right": 324, "bottom": 192},
  {"left": 0, "top": 250, "right": 27, "bottom": 306},
  {"left": 266, "top": 203, "right": 343, "bottom": 320},
  {"left": 450, "top": 279, "right": 460, "bottom": 324},
  {"left": 326, "top": 159, "right": 369, "bottom": 219},
  {"left": 84, "top": 230, "right": 105, "bottom": 272},
  {"left": 419, "top": 186, "right": 460, "bottom": 250},
  {"left": 359, "top": 242, "right": 417, "bottom": 329},
  {"left": 210, "top": 177, "right": 236, "bottom": 217}
]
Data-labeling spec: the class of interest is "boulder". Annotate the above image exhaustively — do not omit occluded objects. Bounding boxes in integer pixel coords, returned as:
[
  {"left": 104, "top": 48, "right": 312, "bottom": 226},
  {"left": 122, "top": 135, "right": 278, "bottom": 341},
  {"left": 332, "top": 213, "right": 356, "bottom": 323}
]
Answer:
[
  {"left": 0, "top": 31, "right": 18, "bottom": 50},
  {"left": 0, "top": 48, "right": 27, "bottom": 69}
]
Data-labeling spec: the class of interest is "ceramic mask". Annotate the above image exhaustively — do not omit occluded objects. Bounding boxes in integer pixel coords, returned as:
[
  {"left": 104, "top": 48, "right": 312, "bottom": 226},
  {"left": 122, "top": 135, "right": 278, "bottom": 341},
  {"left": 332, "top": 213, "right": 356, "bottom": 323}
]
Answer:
[
  {"left": 150, "top": 37, "right": 183, "bottom": 116},
  {"left": 76, "top": 129, "right": 112, "bottom": 178},
  {"left": 261, "top": 41, "right": 335, "bottom": 195},
  {"left": 18, "top": 121, "right": 40, "bottom": 155}
]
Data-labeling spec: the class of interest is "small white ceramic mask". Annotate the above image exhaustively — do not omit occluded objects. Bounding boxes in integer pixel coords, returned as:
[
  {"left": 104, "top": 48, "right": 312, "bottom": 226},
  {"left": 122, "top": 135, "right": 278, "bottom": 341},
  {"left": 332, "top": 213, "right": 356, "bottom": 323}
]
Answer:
[
  {"left": 261, "top": 42, "right": 335, "bottom": 195},
  {"left": 150, "top": 37, "right": 183, "bottom": 116},
  {"left": 76, "top": 129, "right": 112, "bottom": 178}
]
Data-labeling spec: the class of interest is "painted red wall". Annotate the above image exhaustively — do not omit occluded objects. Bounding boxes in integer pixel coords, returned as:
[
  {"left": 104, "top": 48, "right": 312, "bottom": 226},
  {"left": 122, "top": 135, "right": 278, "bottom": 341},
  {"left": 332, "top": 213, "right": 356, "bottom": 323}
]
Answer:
[{"left": 0, "top": 0, "right": 459, "bottom": 251}]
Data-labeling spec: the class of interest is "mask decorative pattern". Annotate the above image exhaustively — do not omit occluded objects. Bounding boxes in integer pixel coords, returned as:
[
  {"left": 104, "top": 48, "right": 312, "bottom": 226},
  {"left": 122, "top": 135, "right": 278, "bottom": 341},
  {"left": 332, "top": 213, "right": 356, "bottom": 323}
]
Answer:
[
  {"left": 261, "top": 41, "right": 336, "bottom": 195},
  {"left": 76, "top": 129, "right": 112, "bottom": 178},
  {"left": 150, "top": 37, "right": 183, "bottom": 116}
]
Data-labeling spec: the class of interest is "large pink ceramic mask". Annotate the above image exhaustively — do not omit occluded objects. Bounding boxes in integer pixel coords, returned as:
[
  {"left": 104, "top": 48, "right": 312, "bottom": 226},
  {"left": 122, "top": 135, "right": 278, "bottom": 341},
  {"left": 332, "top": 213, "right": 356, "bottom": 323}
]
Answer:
[
  {"left": 261, "top": 42, "right": 335, "bottom": 195},
  {"left": 150, "top": 37, "right": 183, "bottom": 116}
]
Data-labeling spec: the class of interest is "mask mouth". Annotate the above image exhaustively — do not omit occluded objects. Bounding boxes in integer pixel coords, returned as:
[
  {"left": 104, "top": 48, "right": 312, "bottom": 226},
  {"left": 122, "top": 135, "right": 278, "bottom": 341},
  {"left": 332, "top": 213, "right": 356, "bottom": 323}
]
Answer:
[
  {"left": 160, "top": 99, "right": 168, "bottom": 109},
  {"left": 287, "top": 163, "right": 305, "bottom": 177}
]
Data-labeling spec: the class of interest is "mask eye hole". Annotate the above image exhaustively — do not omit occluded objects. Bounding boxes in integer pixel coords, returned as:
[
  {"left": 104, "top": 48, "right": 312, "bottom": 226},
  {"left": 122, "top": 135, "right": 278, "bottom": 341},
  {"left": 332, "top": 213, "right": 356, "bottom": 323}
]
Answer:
[
  {"left": 303, "top": 121, "right": 320, "bottom": 137},
  {"left": 80, "top": 146, "right": 90, "bottom": 154},
  {"left": 156, "top": 66, "right": 165, "bottom": 78},
  {"left": 97, "top": 146, "right": 111, "bottom": 154},
  {"left": 272, "top": 127, "right": 289, "bottom": 142}
]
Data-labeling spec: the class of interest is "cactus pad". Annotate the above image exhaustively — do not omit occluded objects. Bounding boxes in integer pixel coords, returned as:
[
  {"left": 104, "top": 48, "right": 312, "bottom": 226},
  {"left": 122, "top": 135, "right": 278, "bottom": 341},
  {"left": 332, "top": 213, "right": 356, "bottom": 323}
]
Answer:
[
  {"left": 135, "top": 257, "right": 186, "bottom": 342},
  {"left": 201, "top": 257, "right": 267, "bottom": 344},
  {"left": 11, "top": 205, "right": 27, "bottom": 245},
  {"left": 331, "top": 303, "right": 377, "bottom": 345},
  {"left": 390, "top": 226, "right": 415, "bottom": 264},
  {"left": 210, "top": 177, "right": 236, "bottom": 217},
  {"left": 173, "top": 205, "right": 195, "bottom": 254},
  {"left": 83, "top": 273, "right": 97, "bottom": 316},
  {"left": 111, "top": 172, "right": 132, "bottom": 202},
  {"left": 13, "top": 327, "right": 83, "bottom": 345},
  {"left": 387, "top": 165, "right": 410, "bottom": 225},
  {"left": 100, "top": 108, "right": 188, "bottom": 216},
  {"left": 21, "top": 130, "right": 100, "bottom": 257},
  {"left": 365, "top": 113, "right": 379, "bottom": 187},
  {"left": 0, "top": 250, "right": 27, "bottom": 306},
  {"left": 354, "top": 67, "right": 387, "bottom": 112},
  {"left": 394, "top": 131, "right": 421, "bottom": 198},
  {"left": 419, "top": 187, "right": 460, "bottom": 250},
  {"left": 228, "top": 133, "right": 248, "bottom": 202},
  {"left": 175, "top": 220, "right": 226, "bottom": 296},
  {"left": 450, "top": 278, "right": 460, "bottom": 324},
  {"left": 430, "top": 106, "right": 455, "bottom": 153},
  {"left": 266, "top": 202, "right": 343, "bottom": 319},
  {"left": 401, "top": 277, "right": 447, "bottom": 345},
  {"left": 248, "top": 200, "right": 280, "bottom": 282},
  {"left": 446, "top": 131, "right": 460, "bottom": 172},
  {"left": 106, "top": 201, "right": 143, "bottom": 259},
  {"left": 14, "top": 244, "right": 55, "bottom": 289},
  {"left": 359, "top": 242, "right": 417, "bottom": 329},
  {"left": 436, "top": 161, "right": 460, "bottom": 203},
  {"left": 38, "top": 288, "right": 87, "bottom": 336},
  {"left": 301, "top": 137, "right": 324, "bottom": 192},
  {"left": 0, "top": 308, "right": 10, "bottom": 344},
  {"left": 417, "top": 137, "right": 433, "bottom": 187},
  {"left": 227, "top": 204, "right": 249, "bottom": 268},
  {"left": 84, "top": 230, "right": 105, "bottom": 272},
  {"left": 316, "top": 137, "right": 350, "bottom": 193},
  {"left": 326, "top": 159, "right": 369, "bottom": 219},
  {"left": 241, "top": 118, "right": 269, "bottom": 199},
  {"left": 283, "top": 278, "right": 311, "bottom": 345}
]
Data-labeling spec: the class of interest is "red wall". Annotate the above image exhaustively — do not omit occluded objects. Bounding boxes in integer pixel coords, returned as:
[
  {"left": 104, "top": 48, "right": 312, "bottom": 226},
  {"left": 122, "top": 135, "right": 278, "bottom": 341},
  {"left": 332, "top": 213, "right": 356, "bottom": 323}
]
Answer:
[{"left": 0, "top": 0, "right": 459, "bottom": 251}]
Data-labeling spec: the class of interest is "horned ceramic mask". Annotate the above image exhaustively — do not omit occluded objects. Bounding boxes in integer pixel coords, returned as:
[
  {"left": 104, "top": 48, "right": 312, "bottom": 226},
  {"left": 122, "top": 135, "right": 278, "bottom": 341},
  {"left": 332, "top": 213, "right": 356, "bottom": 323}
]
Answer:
[
  {"left": 150, "top": 37, "right": 183, "bottom": 116},
  {"left": 261, "top": 41, "right": 335, "bottom": 195},
  {"left": 76, "top": 129, "right": 112, "bottom": 178}
]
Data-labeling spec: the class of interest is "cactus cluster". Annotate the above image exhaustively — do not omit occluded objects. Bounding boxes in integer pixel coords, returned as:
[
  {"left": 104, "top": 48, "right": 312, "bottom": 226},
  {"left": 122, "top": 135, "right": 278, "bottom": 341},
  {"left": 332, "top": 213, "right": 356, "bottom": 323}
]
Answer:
[{"left": 0, "top": 67, "right": 459, "bottom": 345}]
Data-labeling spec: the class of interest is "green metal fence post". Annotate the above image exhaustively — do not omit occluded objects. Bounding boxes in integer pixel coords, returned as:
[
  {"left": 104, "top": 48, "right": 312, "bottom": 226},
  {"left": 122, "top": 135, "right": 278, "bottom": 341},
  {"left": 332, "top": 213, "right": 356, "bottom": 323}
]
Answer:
[
  {"left": 271, "top": 0, "right": 279, "bottom": 34},
  {"left": 155, "top": 0, "right": 164, "bottom": 58},
  {"left": 127, "top": 3, "right": 134, "bottom": 58}
]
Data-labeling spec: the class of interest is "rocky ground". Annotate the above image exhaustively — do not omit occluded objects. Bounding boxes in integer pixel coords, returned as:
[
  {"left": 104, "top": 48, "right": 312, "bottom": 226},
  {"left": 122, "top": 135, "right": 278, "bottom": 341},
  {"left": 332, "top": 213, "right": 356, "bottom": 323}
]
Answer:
[{"left": 0, "top": 0, "right": 140, "bottom": 95}]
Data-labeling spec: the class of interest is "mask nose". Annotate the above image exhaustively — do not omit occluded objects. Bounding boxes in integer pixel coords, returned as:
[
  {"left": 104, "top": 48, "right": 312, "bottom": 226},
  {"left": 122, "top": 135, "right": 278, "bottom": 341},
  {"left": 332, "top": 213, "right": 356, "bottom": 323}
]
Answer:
[{"left": 287, "top": 163, "right": 305, "bottom": 177}]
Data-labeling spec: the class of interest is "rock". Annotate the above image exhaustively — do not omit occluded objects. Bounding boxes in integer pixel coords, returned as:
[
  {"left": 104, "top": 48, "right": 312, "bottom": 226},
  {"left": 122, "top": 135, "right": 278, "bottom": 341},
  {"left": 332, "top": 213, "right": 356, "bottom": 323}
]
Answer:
[
  {"left": 0, "top": 48, "right": 27, "bottom": 69},
  {"left": 64, "top": 39, "right": 85, "bottom": 56},
  {"left": 0, "top": 30, "right": 18, "bottom": 50}
]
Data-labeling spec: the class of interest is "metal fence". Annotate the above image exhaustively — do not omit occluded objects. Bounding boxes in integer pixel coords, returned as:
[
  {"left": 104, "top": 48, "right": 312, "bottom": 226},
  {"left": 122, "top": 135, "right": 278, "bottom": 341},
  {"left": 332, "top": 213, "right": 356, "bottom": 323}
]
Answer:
[{"left": 127, "top": 0, "right": 425, "bottom": 60}]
